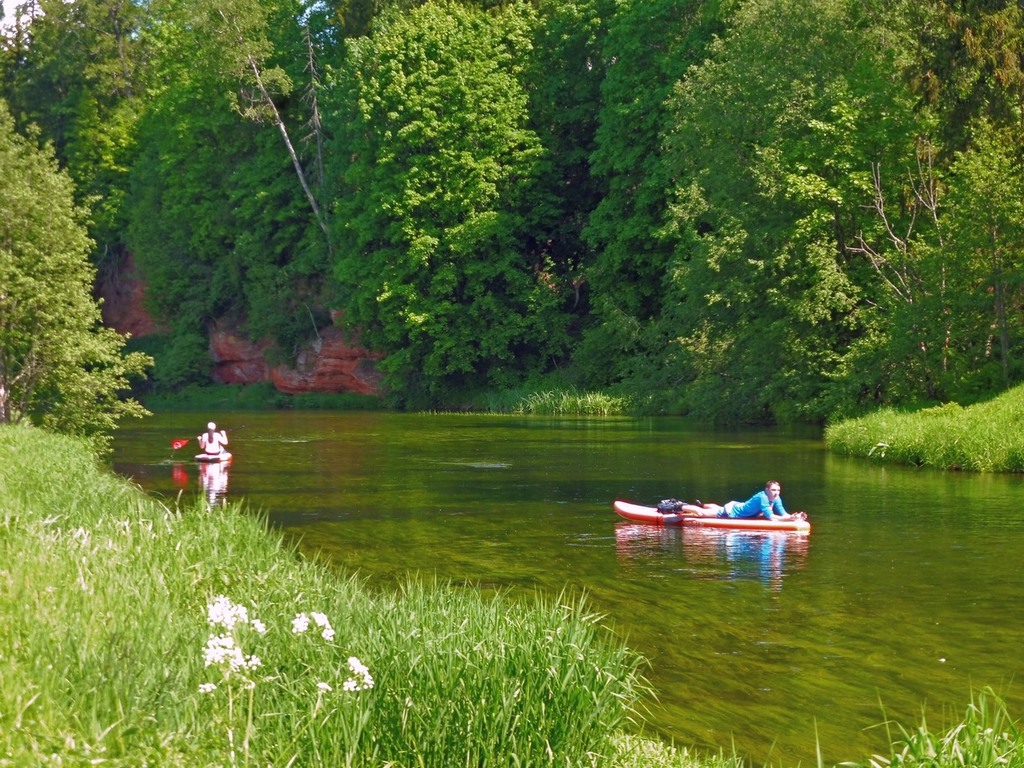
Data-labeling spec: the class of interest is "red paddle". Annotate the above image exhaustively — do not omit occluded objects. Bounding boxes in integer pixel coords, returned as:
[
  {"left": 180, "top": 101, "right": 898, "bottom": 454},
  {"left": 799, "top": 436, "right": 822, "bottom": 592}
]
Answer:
[{"left": 171, "top": 438, "right": 189, "bottom": 450}]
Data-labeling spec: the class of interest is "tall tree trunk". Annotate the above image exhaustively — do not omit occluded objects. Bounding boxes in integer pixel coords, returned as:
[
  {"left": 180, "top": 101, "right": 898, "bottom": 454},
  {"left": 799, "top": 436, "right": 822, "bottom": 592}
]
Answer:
[{"left": 217, "top": 9, "right": 332, "bottom": 255}]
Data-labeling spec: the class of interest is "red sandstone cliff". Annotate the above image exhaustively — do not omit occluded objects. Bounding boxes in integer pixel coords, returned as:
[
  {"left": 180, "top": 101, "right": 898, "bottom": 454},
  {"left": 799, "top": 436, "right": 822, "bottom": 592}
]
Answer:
[
  {"left": 208, "top": 321, "right": 383, "bottom": 397},
  {"left": 98, "top": 253, "right": 167, "bottom": 338},
  {"left": 100, "top": 256, "right": 383, "bottom": 397}
]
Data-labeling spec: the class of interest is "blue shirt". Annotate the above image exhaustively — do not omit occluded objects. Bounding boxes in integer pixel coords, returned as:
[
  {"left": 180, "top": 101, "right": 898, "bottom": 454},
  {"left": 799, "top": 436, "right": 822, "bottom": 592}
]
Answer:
[{"left": 730, "top": 490, "right": 787, "bottom": 519}]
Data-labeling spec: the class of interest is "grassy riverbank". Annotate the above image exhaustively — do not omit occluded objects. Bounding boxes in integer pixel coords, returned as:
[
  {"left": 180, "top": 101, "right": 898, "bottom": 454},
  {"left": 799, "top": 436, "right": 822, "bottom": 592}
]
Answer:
[
  {"left": 825, "top": 385, "right": 1024, "bottom": 472},
  {"left": 0, "top": 423, "right": 705, "bottom": 767}
]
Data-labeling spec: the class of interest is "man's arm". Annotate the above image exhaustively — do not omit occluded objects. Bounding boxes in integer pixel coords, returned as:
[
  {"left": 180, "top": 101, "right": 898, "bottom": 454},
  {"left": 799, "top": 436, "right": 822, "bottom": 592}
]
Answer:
[{"left": 764, "top": 497, "right": 787, "bottom": 519}]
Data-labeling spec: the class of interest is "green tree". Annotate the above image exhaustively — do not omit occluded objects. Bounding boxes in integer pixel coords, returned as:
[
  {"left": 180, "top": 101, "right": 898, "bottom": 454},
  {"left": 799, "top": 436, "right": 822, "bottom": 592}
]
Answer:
[
  {"left": 330, "top": 1, "right": 565, "bottom": 403},
  {"left": 662, "top": 0, "right": 919, "bottom": 422},
  {"left": 0, "top": 0, "right": 148, "bottom": 267},
  {"left": 913, "top": 1, "right": 1024, "bottom": 153},
  {"left": 840, "top": 138, "right": 951, "bottom": 407},
  {"left": 188, "top": 0, "right": 331, "bottom": 244},
  {"left": 835, "top": 2, "right": 1024, "bottom": 411},
  {"left": 125, "top": 0, "right": 334, "bottom": 388},
  {"left": 520, "top": 0, "right": 612, "bottom": 330},
  {"left": 941, "top": 120, "right": 1024, "bottom": 396},
  {"left": 0, "top": 102, "right": 150, "bottom": 440},
  {"left": 575, "top": 0, "right": 726, "bottom": 391}
]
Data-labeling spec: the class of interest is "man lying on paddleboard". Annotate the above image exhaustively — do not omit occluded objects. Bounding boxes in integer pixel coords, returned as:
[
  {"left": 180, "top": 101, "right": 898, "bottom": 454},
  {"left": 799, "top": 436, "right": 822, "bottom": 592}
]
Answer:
[{"left": 679, "top": 480, "right": 807, "bottom": 522}]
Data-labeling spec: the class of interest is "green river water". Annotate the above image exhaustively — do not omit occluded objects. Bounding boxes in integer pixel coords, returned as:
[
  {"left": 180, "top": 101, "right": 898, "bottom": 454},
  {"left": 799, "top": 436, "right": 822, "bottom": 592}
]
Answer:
[{"left": 110, "top": 410, "right": 1024, "bottom": 766}]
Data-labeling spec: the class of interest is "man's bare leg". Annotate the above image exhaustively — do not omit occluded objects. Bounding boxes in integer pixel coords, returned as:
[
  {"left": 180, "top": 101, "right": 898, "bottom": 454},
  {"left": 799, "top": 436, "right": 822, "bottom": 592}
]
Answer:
[{"left": 678, "top": 503, "right": 722, "bottom": 517}]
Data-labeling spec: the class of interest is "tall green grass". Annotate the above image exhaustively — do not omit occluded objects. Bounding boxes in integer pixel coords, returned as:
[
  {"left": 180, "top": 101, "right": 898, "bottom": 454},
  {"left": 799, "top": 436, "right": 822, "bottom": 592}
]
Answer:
[
  {"left": 477, "top": 386, "right": 632, "bottom": 416},
  {"left": 842, "top": 689, "right": 1024, "bottom": 768},
  {"left": 825, "top": 386, "right": 1024, "bottom": 472},
  {"left": 1, "top": 422, "right": 653, "bottom": 766}
]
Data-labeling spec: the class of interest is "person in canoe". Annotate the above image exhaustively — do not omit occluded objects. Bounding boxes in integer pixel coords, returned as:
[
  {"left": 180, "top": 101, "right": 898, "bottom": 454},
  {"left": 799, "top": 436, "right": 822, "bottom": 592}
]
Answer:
[
  {"left": 679, "top": 480, "right": 807, "bottom": 522},
  {"left": 198, "top": 421, "right": 229, "bottom": 459}
]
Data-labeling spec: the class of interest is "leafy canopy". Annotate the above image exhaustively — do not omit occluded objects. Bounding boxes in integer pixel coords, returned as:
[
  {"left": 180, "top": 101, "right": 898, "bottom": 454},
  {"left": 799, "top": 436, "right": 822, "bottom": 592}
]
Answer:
[{"left": 330, "top": 1, "right": 569, "bottom": 403}]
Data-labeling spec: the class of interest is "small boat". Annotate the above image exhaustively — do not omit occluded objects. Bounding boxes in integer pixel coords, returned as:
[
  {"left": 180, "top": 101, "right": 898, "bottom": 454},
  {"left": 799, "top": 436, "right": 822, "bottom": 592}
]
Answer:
[
  {"left": 195, "top": 452, "right": 232, "bottom": 464},
  {"left": 614, "top": 500, "right": 810, "bottom": 533}
]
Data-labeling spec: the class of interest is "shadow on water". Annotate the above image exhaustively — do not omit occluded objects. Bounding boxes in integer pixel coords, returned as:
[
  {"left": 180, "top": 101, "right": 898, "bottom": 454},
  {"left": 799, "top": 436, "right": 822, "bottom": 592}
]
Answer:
[{"left": 111, "top": 411, "right": 1024, "bottom": 766}]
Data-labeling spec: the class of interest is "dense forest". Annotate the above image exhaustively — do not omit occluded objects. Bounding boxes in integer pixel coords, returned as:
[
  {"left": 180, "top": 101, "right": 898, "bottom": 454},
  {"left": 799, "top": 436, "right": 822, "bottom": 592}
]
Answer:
[{"left": 2, "top": 0, "right": 1022, "bottom": 422}]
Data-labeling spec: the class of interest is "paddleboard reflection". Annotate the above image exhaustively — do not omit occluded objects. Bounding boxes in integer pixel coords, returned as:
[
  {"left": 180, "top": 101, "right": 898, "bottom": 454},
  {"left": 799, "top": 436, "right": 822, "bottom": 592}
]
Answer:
[
  {"left": 614, "top": 523, "right": 808, "bottom": 590},
  {"left": 199, "top": 460, "right": 230, "bottom": 507}
]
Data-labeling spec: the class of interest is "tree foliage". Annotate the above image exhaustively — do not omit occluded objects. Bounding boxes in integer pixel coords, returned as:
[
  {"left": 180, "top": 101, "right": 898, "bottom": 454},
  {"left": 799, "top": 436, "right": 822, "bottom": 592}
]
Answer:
[
  {"left": 668, "top": 0, "right": 924, "bottom": 420},
  {"left": 124, "top": 0, "right": 332, "bottom": 387},
  {"left": 4, "top": 0, "right": 1024, "bottom": 421},
  {"left": 575, "top": 0, "right": 727, "bottom": 393},
  {"left": 329, "top": 1, "right": 568, "bottom": 403},
  {"left": 1, "top": 0, "right": 148, "bottom": 270},
  {"left": 0, "top": 101, "right": 150, "bottom": 440}
]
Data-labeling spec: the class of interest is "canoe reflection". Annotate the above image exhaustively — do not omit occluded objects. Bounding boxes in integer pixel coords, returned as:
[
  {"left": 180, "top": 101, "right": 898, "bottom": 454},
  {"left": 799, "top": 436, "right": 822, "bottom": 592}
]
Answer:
[{"left": 615, "top": 523, "right": 808, "bottom": 588}]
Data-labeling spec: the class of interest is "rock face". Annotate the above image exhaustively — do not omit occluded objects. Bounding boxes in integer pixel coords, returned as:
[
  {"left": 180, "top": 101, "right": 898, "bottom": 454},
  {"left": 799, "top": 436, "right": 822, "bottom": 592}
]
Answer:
[
  {"left": 99, "top": 257, "right": 384, "bottom": 396},
  {"left": 270, "top": 327, "right": 384, "bottom": 396},
  {"left": 209, "top": 322, "right": 384, "bottom": 397},
  {"left": 98, "top": 253, "right": 167, "bottom": 338},
  {"left": 207, "top": 324, "right": 271, "bottom": 385}
]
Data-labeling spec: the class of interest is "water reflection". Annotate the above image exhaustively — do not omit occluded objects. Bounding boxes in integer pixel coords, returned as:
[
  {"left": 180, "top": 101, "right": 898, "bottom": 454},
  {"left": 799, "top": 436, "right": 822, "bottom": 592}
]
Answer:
[
  {"left": 169, "top": 459, "right": 231, "bottom": 507},
  {"left": 199, "top": 461, "right": 230, "bottom": 507},
  {"left": 171, "top": 461, "right": 189, "bottom": 489},
  {"left": 615, "top": 523, "right": 809, "bottom": 589}
]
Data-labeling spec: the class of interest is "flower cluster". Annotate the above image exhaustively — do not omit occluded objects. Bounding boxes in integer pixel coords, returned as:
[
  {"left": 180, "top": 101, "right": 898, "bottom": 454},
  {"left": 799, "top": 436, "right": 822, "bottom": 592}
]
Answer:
[
  {"left": 200, "top": 596, "right": 266, "bottom": 692},
  {"left": 203, "top": 633, "right": 263, "bottom": 675},
  {"left": 208, "top": 594, "right": 261, "bottom": 633},
  {"left": 343, "top": 656, "right": 375, "bottom": 692},
  {"left": 292, "top": 611, "right": 335, "bottom": 642},
  {"left": 199, "top": 597, "right": 373, "bottom": 699}
]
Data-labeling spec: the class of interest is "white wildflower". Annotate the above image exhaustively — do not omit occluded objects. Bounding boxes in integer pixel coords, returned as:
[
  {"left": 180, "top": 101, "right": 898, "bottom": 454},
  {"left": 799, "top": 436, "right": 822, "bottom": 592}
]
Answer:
[
  {"left": 343, "top": 656, "right": 374, "bottom": 692},
  {"left": 292, "top": 611, "right": 334, "bottom": 640},
  {"left": 311, "top": 612, "right": 335, "bottom": 641},
  {"left": 207, "top": 595, "right": 249, "bottom": 631},
  {"left": 317, "top": 681, "right": 332, "bottom": 693},
  {"left": 198, "top": 683, "right": 217, "bottom": 694},
  {"left": 204, "top": 634, "right": 238, "bottom": 668},
  {"left": 203, "top": 634, "right": 261, "bottom": 673},
  {"left": 251, "top": 619, "right": 267, "bottom": 635}
]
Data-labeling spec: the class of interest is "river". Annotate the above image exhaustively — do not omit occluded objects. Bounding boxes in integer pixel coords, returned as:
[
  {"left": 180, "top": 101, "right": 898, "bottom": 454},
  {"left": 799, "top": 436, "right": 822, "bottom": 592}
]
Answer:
[{"left": 110, "top": 410, "right": 1024, "bottom": 766}]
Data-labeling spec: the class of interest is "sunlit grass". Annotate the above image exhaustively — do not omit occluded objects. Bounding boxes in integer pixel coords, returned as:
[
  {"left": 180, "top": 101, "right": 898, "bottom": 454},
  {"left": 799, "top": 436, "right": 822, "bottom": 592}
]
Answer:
[
  {"left": 825, "top": 386, "right": 1024, "bottom": 472},
  {"left": 841, "top": 688, "right": 1024, "bottom": 768},
  {"left": 611, "top": 734, "right": 745, "bottom": 768},
  {"left": 477, "top": 385, "right": 632, "bottom": 416}
]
